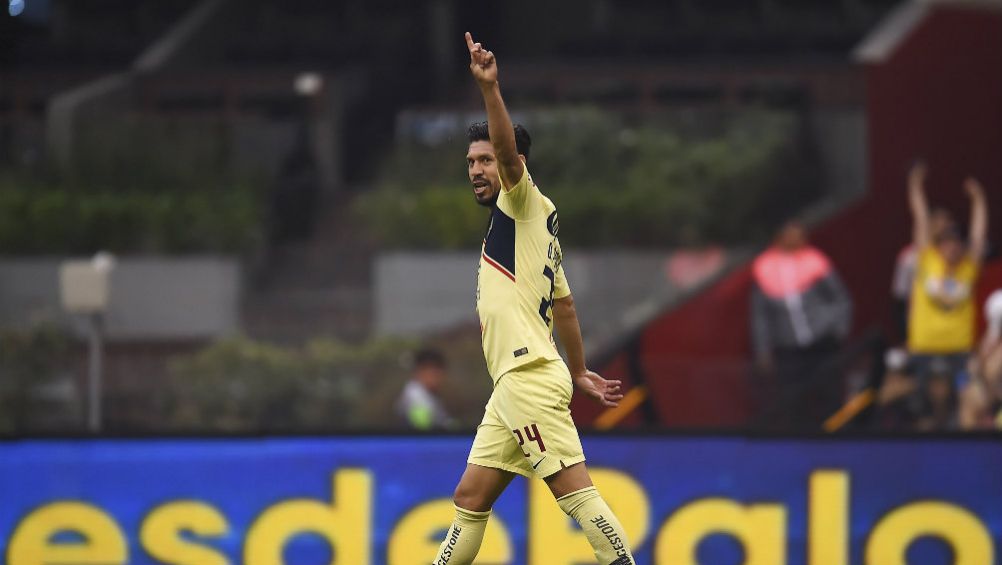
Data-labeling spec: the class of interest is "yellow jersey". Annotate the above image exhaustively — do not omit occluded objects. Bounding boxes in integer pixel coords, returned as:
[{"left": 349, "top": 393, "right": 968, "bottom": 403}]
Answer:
[
  {"left": 908, "top": 246, "right": 979, "bottom": 353},
  {"left": 477, "top": 163, "right": 570, "bottom": 383}
]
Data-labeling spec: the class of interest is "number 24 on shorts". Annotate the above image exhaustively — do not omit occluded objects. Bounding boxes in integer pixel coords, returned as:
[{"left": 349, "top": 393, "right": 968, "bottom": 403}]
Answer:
[{"left": 513, "top": 423, "right": 546, "bottom": 457}]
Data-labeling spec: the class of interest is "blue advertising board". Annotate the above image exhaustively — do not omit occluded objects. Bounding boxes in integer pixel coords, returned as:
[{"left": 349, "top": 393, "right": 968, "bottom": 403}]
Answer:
[{"left": 0, "top": 435, "right": 999, "bottom": 565}]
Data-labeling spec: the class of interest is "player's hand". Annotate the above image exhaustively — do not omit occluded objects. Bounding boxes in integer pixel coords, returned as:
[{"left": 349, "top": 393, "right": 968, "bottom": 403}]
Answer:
[
  {"left": 465, "top": 32, "right": 497, "bottom": 87},
  {"left": 964, "top": 177, "right": 985, "bottom": 200},
  {"left": 908, "top": 161, "right": 927, "bottom": 188},
  {"left": 573, "top": 370, "right": 624, "bottom": 408}
]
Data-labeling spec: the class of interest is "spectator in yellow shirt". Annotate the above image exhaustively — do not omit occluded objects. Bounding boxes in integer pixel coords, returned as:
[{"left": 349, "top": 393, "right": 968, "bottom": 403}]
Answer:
[{"left": 906, "top": 162, "right": 989, "bottom": 420}]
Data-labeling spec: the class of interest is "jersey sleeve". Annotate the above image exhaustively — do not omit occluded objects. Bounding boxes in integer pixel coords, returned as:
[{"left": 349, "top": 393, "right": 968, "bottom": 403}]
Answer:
[
  {"left": 553, "top": 260, "right": 571, "bottom": 299},
  {"left": 499, "top": 162, "right": 543, "bottom": 220}
]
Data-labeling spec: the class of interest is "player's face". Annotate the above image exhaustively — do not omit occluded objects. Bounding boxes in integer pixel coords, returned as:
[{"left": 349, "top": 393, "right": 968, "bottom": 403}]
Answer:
[{"left": 467, "top": 140, "right": 501, "bottom": 207}]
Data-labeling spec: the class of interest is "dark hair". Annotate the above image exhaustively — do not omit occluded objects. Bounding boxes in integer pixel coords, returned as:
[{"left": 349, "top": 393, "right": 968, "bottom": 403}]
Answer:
[
  {"left": 413, "top": 348, "right": 447, "bottom": 370},
  {"left": 467, "top": 121, "right": 531, "bottom": 162}
]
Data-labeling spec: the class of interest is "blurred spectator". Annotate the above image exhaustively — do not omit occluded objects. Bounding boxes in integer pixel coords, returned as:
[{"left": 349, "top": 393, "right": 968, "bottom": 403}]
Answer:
[
  {"left": 959, "top": 290, "right": 1002, "bottom": 430},
  {"left": 891, "top": 207, "right": 955, "bottom": 343},
  {"left": 915, "top": 356, "right": 958, "bottom": 430},
  {"left": 270, "top": 126, "right": 319, "bottom": 243},
  {"left": 751, "top": 220, "right": 853, "bottom": 428},
  {"left": 874, "top": 348, "right": 920, "bottom": 430},
  {"left": 666, "top": 247, "right": 725, "bottom": 290},
  {"left": 665, "top": 225, "right": 726, "bottom": 290},
  {"left": 395, "top": 348, "right": 456, "bottom": 431},
  {"left": 905, "top": 164, "right": 988, "bottom": 420}
]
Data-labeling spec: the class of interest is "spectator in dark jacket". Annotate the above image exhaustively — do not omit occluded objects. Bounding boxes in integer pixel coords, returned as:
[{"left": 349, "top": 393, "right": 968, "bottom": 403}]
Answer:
[{"left": 751, "top": 220, "right": 853, "bottom": 428}]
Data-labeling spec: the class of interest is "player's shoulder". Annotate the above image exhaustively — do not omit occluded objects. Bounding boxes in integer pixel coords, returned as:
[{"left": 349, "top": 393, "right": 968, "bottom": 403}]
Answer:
[
  {"left": 538, "top": 189, "right": 557, "bottom": 214},
  {"left": 499, "top": 165, "right": 550, "bottom": 219},
  {"left": 520, "top": 166, "right": 554, "bottom": 209}
]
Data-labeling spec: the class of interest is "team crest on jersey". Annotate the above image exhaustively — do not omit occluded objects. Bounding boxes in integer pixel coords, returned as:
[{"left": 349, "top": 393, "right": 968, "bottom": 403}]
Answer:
[{"left": 546, "top": 211, "right": 559, "bottom": 236}]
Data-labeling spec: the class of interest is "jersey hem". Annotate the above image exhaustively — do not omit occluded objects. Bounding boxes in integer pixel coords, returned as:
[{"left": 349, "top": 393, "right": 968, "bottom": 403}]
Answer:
[
  {"left": 467, "top": 457, "right": 533, "bottom": 479},
  {"left": 467, "top": 455, "right": 588, "bottom": 480},
  {"left": 905, "top": 346, "right": 972, "bottom": 355},
  {"left": 490, "top": 354, "right": 565, "bottom": 386},
  {"left": 538, "top": 454, "right": 587, "bottom": 479}
]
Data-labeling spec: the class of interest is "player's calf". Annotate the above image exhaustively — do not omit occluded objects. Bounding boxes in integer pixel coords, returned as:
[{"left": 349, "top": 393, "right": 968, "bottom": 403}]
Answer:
[
  {"left": 431, "top": 505, "right": 491, "bottom": 565},
  {"left": 557, "top": 486, "right": 635, "bottom": 565}
]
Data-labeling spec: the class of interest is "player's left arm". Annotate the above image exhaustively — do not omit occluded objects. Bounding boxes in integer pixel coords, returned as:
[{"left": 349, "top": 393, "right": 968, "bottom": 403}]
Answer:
[{"left": 552, "top": 295, "right": 624, "bottom": 407}]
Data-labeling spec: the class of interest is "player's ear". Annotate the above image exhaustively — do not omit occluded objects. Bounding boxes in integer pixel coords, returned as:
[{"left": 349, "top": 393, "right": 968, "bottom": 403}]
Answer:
[{"left": 518, "top": 154, "right": 526, "bottom": 164}]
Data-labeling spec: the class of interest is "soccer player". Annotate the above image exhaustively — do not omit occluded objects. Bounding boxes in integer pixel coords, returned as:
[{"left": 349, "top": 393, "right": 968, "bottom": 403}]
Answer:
[{"left": 429, "top": 32, "right": 636, "bottom": 565}]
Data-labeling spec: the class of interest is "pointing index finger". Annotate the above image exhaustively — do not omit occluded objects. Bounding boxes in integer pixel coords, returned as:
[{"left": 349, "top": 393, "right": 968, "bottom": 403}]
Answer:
[{"left": 465, "top": 32, "right": 476, "bottom": 51}]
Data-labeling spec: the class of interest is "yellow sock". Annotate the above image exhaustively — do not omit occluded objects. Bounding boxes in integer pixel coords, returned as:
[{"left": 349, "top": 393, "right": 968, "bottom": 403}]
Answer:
[
  {"left": 557, "top": 486, "right": 634, "bottom": 565},
  {"left": 431, "top": 505, "right": 491, "bottom": 565}
]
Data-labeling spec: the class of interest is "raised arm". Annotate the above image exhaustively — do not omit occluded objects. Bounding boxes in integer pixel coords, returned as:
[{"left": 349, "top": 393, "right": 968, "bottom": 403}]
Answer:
[
  {"left": 552, "top": 295, "right": 623, "bottom": 408},
  {"left": 965, "top": 177, "right": 988, "bottom": 262},
  {"left": 465, "top": 32, "right": 523, "bottom": 189},
  {"left": 908, "top": 162, "right": 931, "bottom": 249}
]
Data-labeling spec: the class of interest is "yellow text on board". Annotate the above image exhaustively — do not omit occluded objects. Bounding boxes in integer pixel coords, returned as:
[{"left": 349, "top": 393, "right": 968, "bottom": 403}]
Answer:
[{"left": 5, "top": 468, "right": 994, "bottom": 565}]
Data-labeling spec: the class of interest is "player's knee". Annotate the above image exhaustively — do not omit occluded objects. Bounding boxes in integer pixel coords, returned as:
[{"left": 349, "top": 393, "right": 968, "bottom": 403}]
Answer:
[{"left": 453, "top": 484, "right": 492, "bottom": 512}]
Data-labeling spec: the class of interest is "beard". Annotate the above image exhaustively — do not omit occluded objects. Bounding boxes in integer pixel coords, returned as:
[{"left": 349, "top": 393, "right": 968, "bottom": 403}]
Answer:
[
  {"left": 475, "top": 191, "right": 499, "bottom": 208},
  {"left": 473, "top": 180, "right": 499, "bottom": 207}
]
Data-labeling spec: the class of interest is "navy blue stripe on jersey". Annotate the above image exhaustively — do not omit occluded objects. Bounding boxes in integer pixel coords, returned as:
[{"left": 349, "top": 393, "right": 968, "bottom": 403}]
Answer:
[
  {"left": 484, "top": 206, "right": 516, "bottom": 280},
  {"left": 482, "top": 251, "right": 515, "bottom": 282}
]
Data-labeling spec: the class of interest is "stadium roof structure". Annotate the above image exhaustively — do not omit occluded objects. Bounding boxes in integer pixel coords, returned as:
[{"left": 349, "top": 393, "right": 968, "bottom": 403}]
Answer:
[{"left": 855, "top": 0, "right": 1002, "bottom": 62}]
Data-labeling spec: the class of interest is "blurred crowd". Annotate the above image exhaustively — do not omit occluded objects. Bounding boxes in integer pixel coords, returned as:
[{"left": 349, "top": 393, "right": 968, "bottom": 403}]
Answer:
[{"left": 750, "top": 163, "right": 997, "bottom": 432}]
